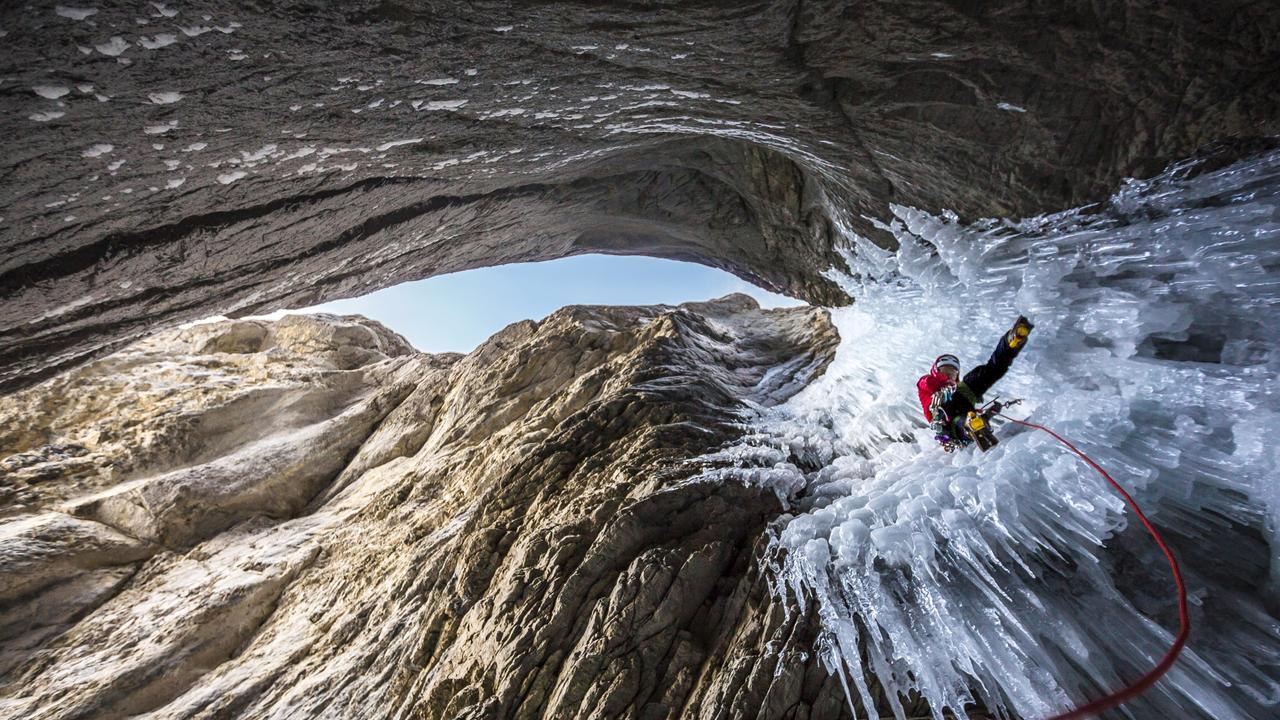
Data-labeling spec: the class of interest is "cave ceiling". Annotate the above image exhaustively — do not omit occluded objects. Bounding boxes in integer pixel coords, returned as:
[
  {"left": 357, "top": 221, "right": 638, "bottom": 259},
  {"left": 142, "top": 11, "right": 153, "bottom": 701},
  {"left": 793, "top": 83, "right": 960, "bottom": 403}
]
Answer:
[{"left": 1, "top": 0, "right": 1276, "bottom": 391}]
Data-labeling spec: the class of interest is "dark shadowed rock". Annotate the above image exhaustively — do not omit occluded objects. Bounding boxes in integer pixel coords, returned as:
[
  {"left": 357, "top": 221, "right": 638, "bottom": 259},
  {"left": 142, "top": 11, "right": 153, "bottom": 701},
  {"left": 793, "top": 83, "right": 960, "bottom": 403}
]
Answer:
[{"left": 2, "top": 0, "right": 1277, "bottom": 391}]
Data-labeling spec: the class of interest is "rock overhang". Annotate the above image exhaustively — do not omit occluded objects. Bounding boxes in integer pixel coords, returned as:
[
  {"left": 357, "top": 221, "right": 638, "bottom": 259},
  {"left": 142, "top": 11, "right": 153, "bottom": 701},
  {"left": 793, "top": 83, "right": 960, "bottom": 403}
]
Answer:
[{"left": 2, "top": 0, "right": 1277, "bottom": 392}]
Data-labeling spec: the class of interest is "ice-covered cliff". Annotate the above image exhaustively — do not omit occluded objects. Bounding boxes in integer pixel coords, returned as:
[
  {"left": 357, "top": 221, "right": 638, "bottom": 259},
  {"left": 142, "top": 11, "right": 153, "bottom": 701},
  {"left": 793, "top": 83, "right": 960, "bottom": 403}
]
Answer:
[{"left": 706, "top": 149, "right": 1280, "bottom": 719}]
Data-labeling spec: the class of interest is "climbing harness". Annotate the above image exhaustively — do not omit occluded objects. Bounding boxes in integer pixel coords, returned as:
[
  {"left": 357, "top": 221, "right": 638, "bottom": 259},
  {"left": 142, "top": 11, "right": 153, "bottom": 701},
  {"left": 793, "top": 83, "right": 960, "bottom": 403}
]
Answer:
[{"left": 988, "top": 409, "right": 1191, "bottom": 720}]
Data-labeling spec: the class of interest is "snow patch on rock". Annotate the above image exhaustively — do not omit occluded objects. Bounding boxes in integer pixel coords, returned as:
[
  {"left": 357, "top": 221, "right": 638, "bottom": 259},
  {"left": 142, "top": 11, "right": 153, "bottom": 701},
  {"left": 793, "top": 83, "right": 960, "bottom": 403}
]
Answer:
[
  {"left": 375, "top": 138, "right": 422, "bottom": 152},
  {"left": 139, "top": 33, "right": 178, "bottom": 49},
  {"left": 55, "top": 6, "right": 97, "bottom": 21},
  {"left": 33, "top": 85, "right": 70, "bottom": 99},
  {"left": 95, "top": 36, "right": 131, "bottom": 56},
  {"left": 144, "top": 121, "right": 178, "bottom": 135}
]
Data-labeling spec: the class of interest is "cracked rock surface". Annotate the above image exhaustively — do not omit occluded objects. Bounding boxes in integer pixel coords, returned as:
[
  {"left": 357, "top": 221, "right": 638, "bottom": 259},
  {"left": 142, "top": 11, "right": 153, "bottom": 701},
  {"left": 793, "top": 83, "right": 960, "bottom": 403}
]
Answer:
[
  {"left": 2, "top": 0, "right": 1277, "bottom": 391},
  {"left": 0, "top": 297, "right": 912, "bottom": 720}
]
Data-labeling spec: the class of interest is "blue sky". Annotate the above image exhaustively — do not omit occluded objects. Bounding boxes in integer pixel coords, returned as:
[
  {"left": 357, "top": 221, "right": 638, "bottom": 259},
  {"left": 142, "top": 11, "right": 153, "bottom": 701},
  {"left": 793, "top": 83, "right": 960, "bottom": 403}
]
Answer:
[{"left": 304, "top": 254, "right": 803, "bottom": 352}]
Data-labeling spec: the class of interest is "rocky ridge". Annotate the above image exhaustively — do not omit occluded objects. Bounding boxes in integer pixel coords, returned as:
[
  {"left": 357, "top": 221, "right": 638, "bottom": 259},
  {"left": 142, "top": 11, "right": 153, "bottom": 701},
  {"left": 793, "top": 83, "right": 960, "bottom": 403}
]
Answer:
[{"left": 0, "top": 298, "right": 924, "bottom": 720}]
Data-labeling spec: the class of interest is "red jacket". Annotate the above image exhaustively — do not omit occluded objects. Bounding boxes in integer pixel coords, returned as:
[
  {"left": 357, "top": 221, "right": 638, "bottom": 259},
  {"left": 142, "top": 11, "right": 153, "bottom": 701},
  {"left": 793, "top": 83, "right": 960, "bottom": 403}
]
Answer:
[{"left": 917, "top": 359, "right": 956, "bottom": 422}]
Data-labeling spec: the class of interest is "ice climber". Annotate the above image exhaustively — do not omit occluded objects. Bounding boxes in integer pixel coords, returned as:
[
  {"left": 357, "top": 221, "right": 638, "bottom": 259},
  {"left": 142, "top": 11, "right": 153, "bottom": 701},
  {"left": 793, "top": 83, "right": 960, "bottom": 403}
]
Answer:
[{"left": 918, "top": 316, "right": 1034, "bottom": 451}]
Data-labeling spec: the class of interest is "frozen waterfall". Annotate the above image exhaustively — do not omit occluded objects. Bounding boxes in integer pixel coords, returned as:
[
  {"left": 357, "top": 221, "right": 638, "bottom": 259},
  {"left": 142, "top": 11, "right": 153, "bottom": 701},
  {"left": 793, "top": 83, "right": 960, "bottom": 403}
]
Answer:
[{"left": 702, "top": 150, "right": 1280, "bottom": 719}]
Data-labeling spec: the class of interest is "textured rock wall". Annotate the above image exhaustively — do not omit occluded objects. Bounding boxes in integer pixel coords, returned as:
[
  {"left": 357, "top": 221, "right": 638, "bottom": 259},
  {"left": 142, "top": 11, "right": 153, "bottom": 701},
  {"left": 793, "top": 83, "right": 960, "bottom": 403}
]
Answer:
[
  {"left": 0, "top": 299, "right": 916, "bottom": 720},
  {"left": 2, "top": 0, "right": 1277, "bottom": 391}
]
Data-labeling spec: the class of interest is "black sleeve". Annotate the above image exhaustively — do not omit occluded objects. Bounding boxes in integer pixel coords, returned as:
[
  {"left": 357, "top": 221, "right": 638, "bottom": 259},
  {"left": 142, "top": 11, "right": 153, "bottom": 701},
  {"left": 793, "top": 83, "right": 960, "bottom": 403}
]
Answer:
[{"left": 962, "top": 333, "right": 1021, "bottom": 398}]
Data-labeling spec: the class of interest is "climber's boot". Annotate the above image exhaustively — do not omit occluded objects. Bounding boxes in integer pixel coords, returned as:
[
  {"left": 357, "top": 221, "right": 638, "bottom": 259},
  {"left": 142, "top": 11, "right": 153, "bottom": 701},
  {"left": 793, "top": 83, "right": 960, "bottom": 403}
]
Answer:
[{"left": 1006, "top": 315, "right": 1034, "bottom": 350}]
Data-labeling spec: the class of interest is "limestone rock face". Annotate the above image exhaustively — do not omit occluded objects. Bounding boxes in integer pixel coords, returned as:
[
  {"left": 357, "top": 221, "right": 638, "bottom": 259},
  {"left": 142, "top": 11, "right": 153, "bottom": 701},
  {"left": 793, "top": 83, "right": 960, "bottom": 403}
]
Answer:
[
  {"left": 2, "top": 0, "right": 1277, "bottom": 391},
  {"left": 0, "top": 298, "right": 878, "bottom": 720}
]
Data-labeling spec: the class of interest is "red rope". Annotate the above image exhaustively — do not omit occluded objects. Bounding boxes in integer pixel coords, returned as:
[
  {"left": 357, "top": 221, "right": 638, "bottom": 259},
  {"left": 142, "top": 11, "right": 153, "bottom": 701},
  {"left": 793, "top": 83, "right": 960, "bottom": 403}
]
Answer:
[{"left": 997, "top": 413, "right": 1191, "bottom": 720}]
